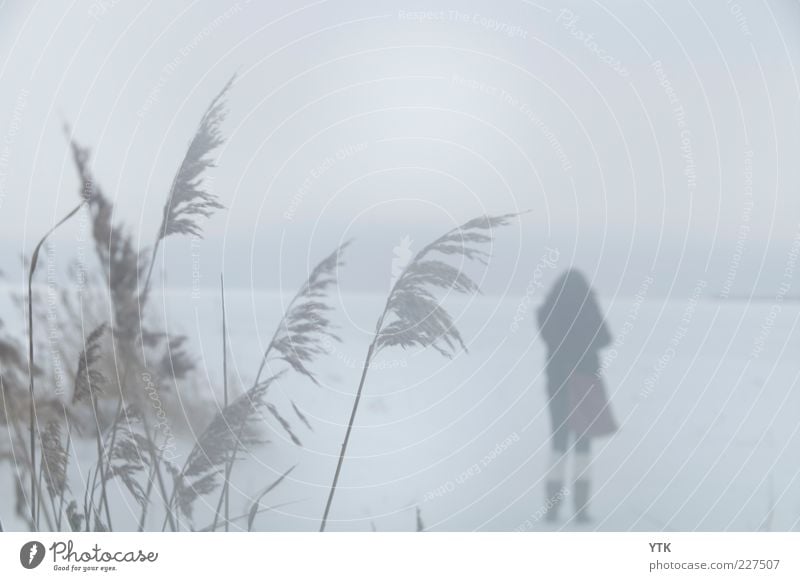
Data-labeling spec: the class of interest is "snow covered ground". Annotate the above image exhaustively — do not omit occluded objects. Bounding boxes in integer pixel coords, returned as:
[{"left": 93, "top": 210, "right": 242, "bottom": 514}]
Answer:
[{"left": 2, "top": 288, "right": 799, "bottom": 531}]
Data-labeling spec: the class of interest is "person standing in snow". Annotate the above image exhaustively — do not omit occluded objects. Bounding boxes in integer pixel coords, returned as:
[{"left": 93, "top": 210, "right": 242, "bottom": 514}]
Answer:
[{"left": 537, "top": 269, "right": 617, "bottom": 523}]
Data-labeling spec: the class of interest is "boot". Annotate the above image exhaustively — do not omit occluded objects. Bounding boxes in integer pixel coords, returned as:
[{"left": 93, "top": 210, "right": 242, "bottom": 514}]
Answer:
[
  {"left": 574, "top": 479, "right": 591, "bottom": 524},
  {"left": 544, "top": 480, "right": 564, "bottom": 522}
]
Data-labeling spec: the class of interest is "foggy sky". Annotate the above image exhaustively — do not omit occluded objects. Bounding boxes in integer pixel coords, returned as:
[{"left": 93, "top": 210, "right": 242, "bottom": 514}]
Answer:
[{"left": 1, "top": 0, "right": 799, "bottom": 299}]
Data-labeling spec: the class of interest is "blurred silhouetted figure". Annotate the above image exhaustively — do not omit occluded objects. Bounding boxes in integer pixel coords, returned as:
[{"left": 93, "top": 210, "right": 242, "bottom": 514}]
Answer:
[{"left": 537, "top": 269, "right": 617, "bottom": 524}]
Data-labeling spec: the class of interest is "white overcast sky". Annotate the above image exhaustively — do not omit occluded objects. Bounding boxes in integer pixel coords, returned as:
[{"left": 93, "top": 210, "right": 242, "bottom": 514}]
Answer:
[{"left": 1, "top": 0, "right": 799, "bottom": 297}]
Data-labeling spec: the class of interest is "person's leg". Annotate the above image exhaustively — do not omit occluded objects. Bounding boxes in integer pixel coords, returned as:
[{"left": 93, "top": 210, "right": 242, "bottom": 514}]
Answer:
[
  {"left": 573, "top": 436, "right": 592, "bottom": 523},
  {"left": 545, "top": 381, "right": 569, "bottom": 522}
]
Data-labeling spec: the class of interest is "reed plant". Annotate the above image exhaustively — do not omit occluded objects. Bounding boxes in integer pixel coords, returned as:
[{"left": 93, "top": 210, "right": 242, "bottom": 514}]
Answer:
[{"left": 319, "top": 214, "right": 518, "bottom": 531}]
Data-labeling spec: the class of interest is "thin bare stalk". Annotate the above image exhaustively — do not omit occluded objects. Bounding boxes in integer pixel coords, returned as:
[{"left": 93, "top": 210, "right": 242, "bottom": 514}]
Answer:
[
  {"left": 96, "top": 399, "right": 125, "bottom": 531},
  {"left": 27, "top": 199, "right": 87, "bottom": 529},
  {"left": 318, "top": 284, "right": 404, "bottom": 531},
  {"left": 223, "top": 276, "right": 229, "bottom": 532},
  {"left": 91, "top": 398, "right": 112, "bottom": 530},
  {"left": 11, "top": 420, "right": 55, "bottom": 532},
  {"left": 140, "top": 413, "right": 177, "bottom": 532},
  {"left": 8, "top": 408, "right": 55, "bottom": 531},
  {"left": 319, "top": 340, "right": 377, "bottom": 531},
  {"left": 27, "top": 258, "right": 36, "bottom": 529},
  {"left": 84, "top": 453, "right": 104, "bottom": 530},
  {"left": 211, "top": 274, "right": 232, "bottom": 533},
  {"left": 83, "top": 467, "right": 93, "bottom": 531},
  {"left": 137, "top": 418, "right": 164, "bottom": 532},
  {"left": 56, "top": 428, "right": 72, "bottom": 531},
  {"left": 319, "top": 251, "right": 410, "bottom": 531},
  {"left": 141, "top": 239, "right": 161, "bottom": 304},
  {"left": 36, "top": 449, "right": 44, "bottom": 526},
  {"left": 137, "top": 463, "right": 156, "bottom": 532}
]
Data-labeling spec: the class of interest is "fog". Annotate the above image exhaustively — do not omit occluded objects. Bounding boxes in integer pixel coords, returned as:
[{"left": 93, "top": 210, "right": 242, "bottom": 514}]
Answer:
[
  {"left": 0, "top": 0, "right": 798, "bottom": 296},
  {"left": 0, "top": 0, "right": 799, "bottom": 532}
]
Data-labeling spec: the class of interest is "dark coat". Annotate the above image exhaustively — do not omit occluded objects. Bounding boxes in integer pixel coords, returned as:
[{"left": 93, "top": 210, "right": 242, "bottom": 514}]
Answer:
[{"left": 537, "top": 270, "right": 612, "bottom": 390}]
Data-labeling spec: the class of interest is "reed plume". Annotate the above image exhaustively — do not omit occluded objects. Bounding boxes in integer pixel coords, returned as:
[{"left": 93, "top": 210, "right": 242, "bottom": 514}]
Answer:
[
  {"left": 72, "top": 323, "right": 113, "bottom": 529},
  {"left": 72, "top": 324, "right": 107, "bottom": 405},
  {"left": 39, "top": 420, "right": 68, "bottom": 503},
  {"left": 166, "top": 371, "right": 285, "bottom": 525},
  {"left": 65, "top": 500, "right": 83, "bottom": 532},
  {"left": 247, "top": 243, "right": 348, "bottom": 448},
  {"left": 68, "top": 135, "right": 198, "bottom": 397},
  {"left": 70, "top": 136, "right": 148, "bottom": 340},
  {"left": 107, "top": 407, "right": 153, "bottom": 506},
  {"left": 253, "top": 242, "right": 349, "bottom": 387},
  {"left": 143, "top": 76, "right": 234, "bottom": 296}
]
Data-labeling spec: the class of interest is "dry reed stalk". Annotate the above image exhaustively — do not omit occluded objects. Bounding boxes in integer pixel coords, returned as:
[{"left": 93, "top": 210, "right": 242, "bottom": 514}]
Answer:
[
  {"left": 319, "top": 214, "right": 518, "bottom": 531},
  {"left": 142, "top": 77, "right": 234, "bottom": 297},
  {"left": 211, "top": 274, "right": 231, "bottom": 533}
]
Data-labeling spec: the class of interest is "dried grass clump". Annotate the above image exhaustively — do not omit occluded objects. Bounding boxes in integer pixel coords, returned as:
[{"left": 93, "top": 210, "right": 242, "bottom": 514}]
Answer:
[
  {"left": 106, "top": 407, "right": 154, "bottom": 506},
  {"left": 2, "top": 61, "right": 525, "bottom": 535}
]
